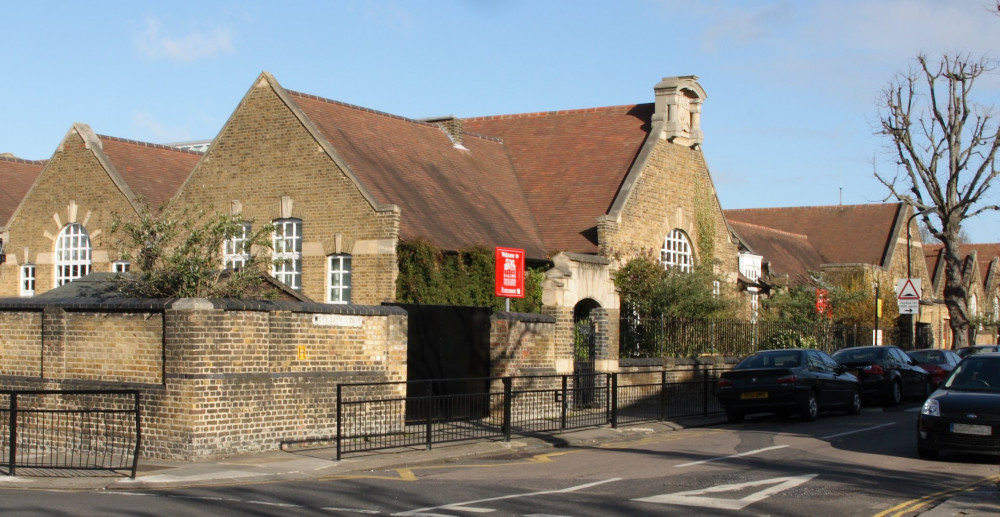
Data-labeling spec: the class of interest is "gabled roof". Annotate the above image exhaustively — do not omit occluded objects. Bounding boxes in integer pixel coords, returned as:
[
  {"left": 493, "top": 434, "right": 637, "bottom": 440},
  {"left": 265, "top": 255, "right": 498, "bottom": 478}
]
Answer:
[
  {"left": 728, "top": 220, "right": 823, "bottom": 285},
  {"left": 0, "top": 155, "right": 45, "bottom": 228},
  {"left": 724, "top": 203, "right": 903, "bottom": 267},
  {"left": 97, "top": 135, "right": 203, "bottom": 210},
  {"left": 924, "top": 243, "right": 1000, "bottom": 296},
  {"left": 284, "top": 90, "right": 550, "bottom": 258},
  {"left": 464, "top": 105, "right": 653, "bottom": 253}
]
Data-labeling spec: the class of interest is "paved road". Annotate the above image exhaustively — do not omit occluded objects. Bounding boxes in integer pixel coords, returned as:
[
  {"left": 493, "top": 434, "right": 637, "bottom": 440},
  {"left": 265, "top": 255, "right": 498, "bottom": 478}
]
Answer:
[{"left": 1, "top": 404, "right": 997, "bottom": 516}]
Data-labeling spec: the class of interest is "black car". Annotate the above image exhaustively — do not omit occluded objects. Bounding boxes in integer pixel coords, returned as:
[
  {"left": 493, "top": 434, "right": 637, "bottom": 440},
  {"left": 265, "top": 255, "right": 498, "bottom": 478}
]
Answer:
[
  {"left": 917, "top": 353, "right": 1000, "bottom": 459},
  {"left": 717, "top": 349, "right": 862, "bottom": 423},
  {"left": 956, "top": 344, "right": 1000, "bottom": 358},
  {"left": 831, "top": 345, "right": 931, "bottom": 405}
]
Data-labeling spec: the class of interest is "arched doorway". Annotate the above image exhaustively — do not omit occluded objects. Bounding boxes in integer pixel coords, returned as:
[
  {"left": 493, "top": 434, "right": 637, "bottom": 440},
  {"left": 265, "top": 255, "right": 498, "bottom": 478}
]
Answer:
[{"left": 573, "top": 299, "right": 602, "bottom": 408}]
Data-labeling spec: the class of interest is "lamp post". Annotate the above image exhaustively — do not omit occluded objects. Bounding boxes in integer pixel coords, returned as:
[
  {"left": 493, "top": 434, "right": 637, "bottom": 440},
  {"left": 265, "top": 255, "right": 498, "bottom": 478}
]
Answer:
[{"left": 904, "top": 206, "right": 933, "bottom": 348}]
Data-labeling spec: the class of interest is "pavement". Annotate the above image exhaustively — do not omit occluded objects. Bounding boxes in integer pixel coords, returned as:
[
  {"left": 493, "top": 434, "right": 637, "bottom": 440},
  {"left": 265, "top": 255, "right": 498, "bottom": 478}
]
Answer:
[{"left": 1, "top": 415, "right": 997, "bottom": 516}]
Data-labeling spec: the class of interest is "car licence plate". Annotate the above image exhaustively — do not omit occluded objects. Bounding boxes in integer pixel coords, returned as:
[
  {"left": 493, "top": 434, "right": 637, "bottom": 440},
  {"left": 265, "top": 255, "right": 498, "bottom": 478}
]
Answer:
[
  {"left": 951, "top": 423, "right": 992, "bottom": 436},
  {"left": 740, "top": 391, "right": 768, "bottom": 400}
]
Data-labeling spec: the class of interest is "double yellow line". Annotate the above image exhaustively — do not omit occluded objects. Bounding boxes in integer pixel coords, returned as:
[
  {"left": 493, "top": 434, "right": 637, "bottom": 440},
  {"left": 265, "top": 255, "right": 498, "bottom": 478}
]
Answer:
[{"left": 873, "top": 474, "right": 1000, "bottom": 516}]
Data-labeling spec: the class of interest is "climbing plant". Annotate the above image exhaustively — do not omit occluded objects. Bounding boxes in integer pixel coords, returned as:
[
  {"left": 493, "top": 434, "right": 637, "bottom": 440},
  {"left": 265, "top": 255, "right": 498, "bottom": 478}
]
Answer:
[{"left": 396, "top": 238, "right": 544, "bottom": 313}]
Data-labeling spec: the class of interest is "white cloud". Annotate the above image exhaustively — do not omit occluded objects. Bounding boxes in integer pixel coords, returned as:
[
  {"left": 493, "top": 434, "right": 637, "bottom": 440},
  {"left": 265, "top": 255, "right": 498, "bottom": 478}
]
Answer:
[{"left": 135, "top": 17, "right": 234, "bottom": 62}]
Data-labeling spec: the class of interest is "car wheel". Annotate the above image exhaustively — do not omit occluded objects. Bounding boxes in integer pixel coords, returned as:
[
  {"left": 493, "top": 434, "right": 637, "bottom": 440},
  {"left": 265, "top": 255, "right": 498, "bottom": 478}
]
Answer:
[
  {"left": 847, "top": 387, "right": 862, "bottom": 415},
  {"left": 726, "top": 409, "right": 744, "bottom": 424},
  {"left": 801, "top": 392, "right": 819, "bottom": 421},
  {"left": 887, "top": 381, "right": 902, "bottom": 406},
  {"left": 917, "top": 446, "right": 939, "bottom": 459}
]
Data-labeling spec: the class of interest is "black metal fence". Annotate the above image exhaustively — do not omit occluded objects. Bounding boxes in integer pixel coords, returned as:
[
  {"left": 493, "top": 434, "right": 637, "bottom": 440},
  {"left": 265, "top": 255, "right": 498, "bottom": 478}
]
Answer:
[
  {"left": 334, "top": 368, "right": 725, "bottom": 459},
  {"left": 620, "top": 315, "right": 883, "bottom": 359},
  {"left": 1, "top": 390, "right": 141, "bottom": 478}
]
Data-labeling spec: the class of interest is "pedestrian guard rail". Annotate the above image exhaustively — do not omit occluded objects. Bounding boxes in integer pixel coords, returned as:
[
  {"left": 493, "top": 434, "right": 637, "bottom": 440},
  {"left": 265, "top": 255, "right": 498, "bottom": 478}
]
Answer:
[
  {"left": 334, "top": 368, "right": 727, "bottom": 459},
  {"left": 1, "top": 390, "right": 141, "bottom": 478}
]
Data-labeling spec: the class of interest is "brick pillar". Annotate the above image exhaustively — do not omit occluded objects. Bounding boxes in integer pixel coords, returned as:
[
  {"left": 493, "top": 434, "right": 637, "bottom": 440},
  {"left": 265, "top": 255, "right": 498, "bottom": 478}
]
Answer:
[
  {"left": 592, "top": 307, "right": 620, "bottom": 372},
  {"left": 543, "top": 305, "right": 574, "bottom": 374},
  {"left": 41, "top": 306, "right": 67, "bottom": 380}
]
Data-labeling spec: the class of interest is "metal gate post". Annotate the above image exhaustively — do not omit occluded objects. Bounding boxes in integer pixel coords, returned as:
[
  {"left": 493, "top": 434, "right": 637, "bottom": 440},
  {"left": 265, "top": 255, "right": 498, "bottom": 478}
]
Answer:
[
  {"left": 335, "top": 384, "right": 343, "bottom": 461},
  {"left": 702, "top": 364, "right": 710, "bottom": 417},
  {"left": 609, "top": 373, "right": 618, "bottom": 428},
  {"left": 560, "top": 376, "right": 568, "bottom": 430},
  {"left": 425, "top": 381, "right": 433, "bottom": 451},
  {"left": 659, "top": 370, "right": 667, "bottom": 421},
  {"left": 502, "top": 377, "right": 512, "bottom": 442},
  {"left": 8, "top": 392, "right": 16, "bottom": 477},
  {"left": 131, "top": 391, "right": 141, "bottom": 479}
]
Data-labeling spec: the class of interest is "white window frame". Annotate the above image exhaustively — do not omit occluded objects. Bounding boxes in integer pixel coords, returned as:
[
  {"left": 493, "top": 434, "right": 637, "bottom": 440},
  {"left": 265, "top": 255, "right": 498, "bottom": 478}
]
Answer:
[
  {"left": 55, "top": 223, "right": 92, "bottom": 286},
  {"left": 20, "top": 263, "right": 35, "bottom": 297},
  {"left": 112, "top": 260, "right": 131, "bottom": 273},
  {"left": 327, "top": 254, "right": 352, "bottom": 304},
  {"left": 660, "top": 229, "right": 693, "bottom": 272},
  {"left": 224, "top": 222, "right": 252, "bottom": 270},
  {"left": 272, "top": 219, "right": 302, "bottom": 290}
]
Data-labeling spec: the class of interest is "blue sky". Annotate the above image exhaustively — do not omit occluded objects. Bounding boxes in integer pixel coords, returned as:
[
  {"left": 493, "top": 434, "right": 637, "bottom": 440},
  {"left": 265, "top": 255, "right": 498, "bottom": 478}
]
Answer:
[{"left": 4, "top": 1, "right": 1000, "bottom": 241}]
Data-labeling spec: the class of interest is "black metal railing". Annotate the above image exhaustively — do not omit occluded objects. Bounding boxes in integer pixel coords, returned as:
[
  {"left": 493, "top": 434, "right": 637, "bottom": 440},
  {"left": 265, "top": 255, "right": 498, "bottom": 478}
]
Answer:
[
  {"left": 1, "top": 390, "right": 141, "bottom": 478},
  {"left": 620, "top": 315, "right": 880, "bottom": 359},
  {"left": 334, "top": 369, "right": 724, "bottom": 459}
]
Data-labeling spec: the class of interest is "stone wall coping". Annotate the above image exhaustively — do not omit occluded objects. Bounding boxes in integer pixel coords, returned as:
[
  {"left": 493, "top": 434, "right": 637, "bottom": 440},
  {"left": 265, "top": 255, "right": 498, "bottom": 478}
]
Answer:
[
  {"left": 0, "top": 297, "right": 409, "bottom": 316},
  {"left": 491, "top": 311, "right": 556, "bottom": 323}
]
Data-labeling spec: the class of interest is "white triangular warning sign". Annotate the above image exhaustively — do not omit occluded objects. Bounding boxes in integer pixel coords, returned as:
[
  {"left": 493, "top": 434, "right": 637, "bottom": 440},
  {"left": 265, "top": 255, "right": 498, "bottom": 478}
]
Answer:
[{"left": 897, "top": 278, "right": 921, "bottom": 300}]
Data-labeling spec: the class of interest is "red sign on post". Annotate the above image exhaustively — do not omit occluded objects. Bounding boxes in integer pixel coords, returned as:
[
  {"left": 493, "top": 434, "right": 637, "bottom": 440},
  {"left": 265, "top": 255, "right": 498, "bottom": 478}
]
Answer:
[{"left": 495, "top": 247, "right": 525, "bottom": 298}]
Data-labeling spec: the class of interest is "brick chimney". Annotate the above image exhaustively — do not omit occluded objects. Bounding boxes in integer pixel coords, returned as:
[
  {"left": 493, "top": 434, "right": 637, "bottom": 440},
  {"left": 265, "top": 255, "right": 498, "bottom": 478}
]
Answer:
[
  {"left": 425, "top": 116, "right": 466, "bottom": 149},
  {"left": 652, "top": 76, "right": 706, "bottom": 147}
]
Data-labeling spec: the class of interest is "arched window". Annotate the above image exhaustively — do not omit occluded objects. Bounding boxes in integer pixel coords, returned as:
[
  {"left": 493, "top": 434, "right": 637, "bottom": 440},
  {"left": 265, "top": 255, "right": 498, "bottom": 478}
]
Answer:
[
  {"left": 993, "top": 296, "right": 998, "bottom": 322},
  {"left": 55, "top": 223, "right": 92, "bottom": 286},
  {"left": 272, "top": 218, "right": 302, "bottom": 290},
  {"left": 660, "top": 229, "right": 692, "bottom": 272}
]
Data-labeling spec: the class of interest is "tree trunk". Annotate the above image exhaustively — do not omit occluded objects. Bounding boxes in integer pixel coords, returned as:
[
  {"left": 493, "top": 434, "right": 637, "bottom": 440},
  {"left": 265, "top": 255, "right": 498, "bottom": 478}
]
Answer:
[{"left": 941, "top": 238, "right": 970, "bottom": 350}]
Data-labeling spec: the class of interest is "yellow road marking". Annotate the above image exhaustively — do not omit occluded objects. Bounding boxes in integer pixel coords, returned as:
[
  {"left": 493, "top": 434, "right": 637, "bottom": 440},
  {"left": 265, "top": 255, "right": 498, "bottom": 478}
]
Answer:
[
  {"left": 318, "top": 450, "right": 580, "bottom": 482},
  {"left": 872, "top": 474, "right": 1000, "bottom": 517}
]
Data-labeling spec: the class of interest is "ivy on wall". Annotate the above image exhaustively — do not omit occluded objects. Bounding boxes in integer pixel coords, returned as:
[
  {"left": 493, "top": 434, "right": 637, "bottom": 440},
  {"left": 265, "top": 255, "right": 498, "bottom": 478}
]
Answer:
[{"left": 396, "top": 238, "right": 544, "bottom": 313}]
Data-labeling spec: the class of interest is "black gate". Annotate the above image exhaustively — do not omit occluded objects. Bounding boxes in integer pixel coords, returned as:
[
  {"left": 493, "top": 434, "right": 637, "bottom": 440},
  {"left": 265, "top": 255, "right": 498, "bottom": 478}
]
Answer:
[
  {"left": 388, "top": 304, "right": 492, "bottom": 422},
  {"left": 573, "top": 320, "right": 597, "bottom": 408}
]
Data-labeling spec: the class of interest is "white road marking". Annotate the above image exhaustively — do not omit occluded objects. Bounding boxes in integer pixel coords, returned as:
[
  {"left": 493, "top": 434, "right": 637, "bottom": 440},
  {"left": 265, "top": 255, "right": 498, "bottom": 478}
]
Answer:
[
  {"left": 821, "top": 422, "right": 895, "bottom": 440},
  {"left": 674, "top": 445, "right": 788, "bottom": 467},
  {"left": 393, "top": 478, "right": 622, "bottom": 516},
  {"left": 634, "top": 474, "right": 818, "bottom": 510}
]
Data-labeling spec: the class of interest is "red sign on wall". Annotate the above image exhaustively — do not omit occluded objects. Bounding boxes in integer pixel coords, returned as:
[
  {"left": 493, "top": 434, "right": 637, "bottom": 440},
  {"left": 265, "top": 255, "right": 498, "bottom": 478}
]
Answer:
[{"left": 495, "top": 247, "right": 525, "bottom": 298}]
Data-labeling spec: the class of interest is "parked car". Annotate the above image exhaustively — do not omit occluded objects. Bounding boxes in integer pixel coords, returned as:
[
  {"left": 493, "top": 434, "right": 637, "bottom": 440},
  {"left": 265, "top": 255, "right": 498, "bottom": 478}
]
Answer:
[
  {"left": 917, "top": 353, "right": 1000, "bottom": 459},
  {"left": 717, "top": 348, "right": 862, "bottom": 423},
  {"left": 907, "top": 348, "right": 962, "bottom": 389},
  {"left": 831, "top": 345, "right": 931, "bottom": 405},
  {"left": 956, "top": 344, "right": 1000, "bottom": 358}
]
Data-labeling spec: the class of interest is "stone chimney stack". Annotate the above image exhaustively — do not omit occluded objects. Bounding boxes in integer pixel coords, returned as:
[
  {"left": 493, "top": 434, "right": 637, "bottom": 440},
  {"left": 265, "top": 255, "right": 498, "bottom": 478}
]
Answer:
[{"left": 652, "top": 76, "right": 706, "bottom": 147}]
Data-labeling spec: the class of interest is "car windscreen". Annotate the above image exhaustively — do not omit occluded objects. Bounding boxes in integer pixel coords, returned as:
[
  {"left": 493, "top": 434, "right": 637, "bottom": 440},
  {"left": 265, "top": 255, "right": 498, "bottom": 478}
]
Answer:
[
  {"left": 908, "top": 351, "right": 942, "bottom": 364},
  {"left": 736, "top": 351, "right": 801, "bottom": 369},
  {"left": 833, "top": 348, "right": 884, "bottom": 362},
  {"left": 942, "top": 358, "right": 1000, "bottom": 392}
]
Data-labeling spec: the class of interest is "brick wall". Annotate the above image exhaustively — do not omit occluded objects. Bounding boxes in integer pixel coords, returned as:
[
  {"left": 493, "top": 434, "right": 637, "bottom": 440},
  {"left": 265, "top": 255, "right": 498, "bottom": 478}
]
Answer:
[
  {"left": 174, "top": 78, "right": 401, "bottom": 305},
  {"left": 0, "top": 298, "right": 408, "bottom": 460}
]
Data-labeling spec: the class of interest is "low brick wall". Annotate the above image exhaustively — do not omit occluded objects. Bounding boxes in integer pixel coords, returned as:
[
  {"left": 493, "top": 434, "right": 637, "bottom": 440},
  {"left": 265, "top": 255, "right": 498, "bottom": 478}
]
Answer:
[{"left": 0, "top": 297, "right": 408, "bottom": 461}]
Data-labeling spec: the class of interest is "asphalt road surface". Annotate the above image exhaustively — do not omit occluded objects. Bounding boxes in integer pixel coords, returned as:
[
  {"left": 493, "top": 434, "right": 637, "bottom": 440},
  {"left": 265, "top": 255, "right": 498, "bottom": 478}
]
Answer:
[{"left": 1, "top": 402, "right": 998, "bottom": 516}]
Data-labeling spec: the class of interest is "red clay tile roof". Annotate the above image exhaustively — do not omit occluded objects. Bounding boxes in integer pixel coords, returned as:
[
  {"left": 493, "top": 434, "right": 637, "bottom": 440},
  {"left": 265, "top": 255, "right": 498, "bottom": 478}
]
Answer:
[
  {"left": 97, "top": 135, "right": 202, "bottom": 210},
  {"left": 0, "top": 156, "right": 45, "bottom": 227},
  {"left": 729, "top": 220, "right": 823, "bottom": 285},
  {"left": 464, "top": 105, "right": 652, "bottom": 254},
  {"left": 288, "top": 90, "right": 653, "bottom": 258},
  {"left": 724, "top": 204, "right": 902, "bottom": 267}
]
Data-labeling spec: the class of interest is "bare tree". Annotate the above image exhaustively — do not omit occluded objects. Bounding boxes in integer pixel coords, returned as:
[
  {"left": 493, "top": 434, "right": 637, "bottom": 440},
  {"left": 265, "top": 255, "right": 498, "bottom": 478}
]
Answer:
[{"left": 876, "top": 54, "right": 1000, "bottom": 349}]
